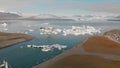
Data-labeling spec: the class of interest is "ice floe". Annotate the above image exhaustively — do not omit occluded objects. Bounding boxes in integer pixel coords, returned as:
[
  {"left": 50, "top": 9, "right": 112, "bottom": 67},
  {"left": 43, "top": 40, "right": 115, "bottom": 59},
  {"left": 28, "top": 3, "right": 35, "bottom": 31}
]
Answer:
[
  {"left": 41, "top": 23, "right": 49, "bottom": 26},
  {"left": 27, "top": 44, "right": 67, "bottom": 52},
  {"left": 4, "top": 28, "right": 8, "bottom": 31},
  {"left": 0, "top": 23, "right": 8, "bottom": 27},
  {"left": 40, "top": 27, "right": 62, "bottom": 35},
  {"left": 24, "top": 32, "right": 28, "bottom": 34},
  {"left": 0, "top": 23, "right": 9, "bottom": 32},
  {"left": 28, "top": 29, "right": 34, "bottom": 32},
  {"left": 63, "top": 26, "right": 101, "bottom": 36},
  {"left": 39, "top": 26, "right": 101, "bottom": 36}
]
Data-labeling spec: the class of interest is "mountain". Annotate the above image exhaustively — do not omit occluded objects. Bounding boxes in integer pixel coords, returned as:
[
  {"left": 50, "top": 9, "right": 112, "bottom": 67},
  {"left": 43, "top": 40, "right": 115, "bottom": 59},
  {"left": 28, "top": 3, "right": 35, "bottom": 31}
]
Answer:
[
  {"left": 24, "top": 14, "right": 74, "bottom": 21},
  {"left": 0, "top": 11, "right": 118, "bottom": 21},
  {"left": 26, "top": 14, "right": 61, "bottom": 19},
  {"left": 72, "top": 15, "right": 119, "bottom": 21},
  {"left": 32, "top": 14, "right": 61, "bottom": 19},
  {"left": 107, "top": 15, "right": 120, "bottom": 21},
  {"left": 0, "top": 11, "right": 22, "bottom": 20}
]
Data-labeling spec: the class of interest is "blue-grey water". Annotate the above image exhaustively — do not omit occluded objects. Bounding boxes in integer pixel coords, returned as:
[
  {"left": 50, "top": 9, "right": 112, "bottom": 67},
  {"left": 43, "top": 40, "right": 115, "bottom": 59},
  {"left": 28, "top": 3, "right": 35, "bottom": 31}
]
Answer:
[{"left": 0, "top": 20, "right": 120, "bottom": 68}]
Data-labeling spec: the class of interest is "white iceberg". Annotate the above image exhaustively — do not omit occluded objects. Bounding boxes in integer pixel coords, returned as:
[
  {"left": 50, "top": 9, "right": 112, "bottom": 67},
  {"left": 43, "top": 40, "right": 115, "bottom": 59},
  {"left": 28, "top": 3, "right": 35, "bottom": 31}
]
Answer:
[
  {"left": 39, "top": 26, "right": 101, "bottom": 36},
  {"left": 27, "top": 44, "right": 67, "bottom": 52},
  {"left": 28, "top": 29, "right": 34, "bottom": 32},
  {"left": 1, "top": 23, "right": 8, "bottom": 27},
  {"left": 40, "top": 27, "right": 62, "bottom": 35}
]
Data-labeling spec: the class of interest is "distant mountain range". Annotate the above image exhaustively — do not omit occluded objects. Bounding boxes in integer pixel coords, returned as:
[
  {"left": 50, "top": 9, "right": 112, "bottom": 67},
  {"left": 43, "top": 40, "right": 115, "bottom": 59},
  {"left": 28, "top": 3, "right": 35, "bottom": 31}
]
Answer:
[
  {"left": 107, "top": 15, "right": 120, "bottom": 21},
  {"left": 0, "top": 11, "right": 22, "bottom": 20},
  {"left": 23, "top": 14, "right": 74, "bottom": 21},
  {"left": 30, "top": 14, "right": 61, "bottom": 19},
  {"left": 0, "top": 11, "right": 120, "bottom": 21}
]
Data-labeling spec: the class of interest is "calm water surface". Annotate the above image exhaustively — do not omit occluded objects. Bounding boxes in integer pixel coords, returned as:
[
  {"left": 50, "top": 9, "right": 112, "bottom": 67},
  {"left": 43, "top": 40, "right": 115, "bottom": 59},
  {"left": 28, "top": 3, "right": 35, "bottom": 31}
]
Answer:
[{"left": 0, "top": 20, "right": 120, "bottom": 68}]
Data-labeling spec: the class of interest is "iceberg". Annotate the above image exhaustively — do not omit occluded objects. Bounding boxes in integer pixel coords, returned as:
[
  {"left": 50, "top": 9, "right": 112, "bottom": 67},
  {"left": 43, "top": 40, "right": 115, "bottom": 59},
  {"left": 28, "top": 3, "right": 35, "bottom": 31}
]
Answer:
[
  {"left": 40, "top": 27, "right": 62, "bottom": 35},
  {"left": 39, "top": 26, "right": 101, "bottom": 36},
  {"left": 1, "top": 23, "right": 8, "bottom": 27},
  {"left": 27, "top": 44, "right": 67, "bottom": 52}
]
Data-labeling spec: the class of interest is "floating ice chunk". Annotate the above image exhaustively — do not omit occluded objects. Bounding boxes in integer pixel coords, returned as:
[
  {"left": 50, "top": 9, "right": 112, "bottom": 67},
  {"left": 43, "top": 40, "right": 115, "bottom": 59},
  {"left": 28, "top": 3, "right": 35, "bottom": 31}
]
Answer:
[
  {"left": 62, "top": 26, "right": 101, "bottom": 36},
  {"left": 27, "top": 45, "right": 32, "bottom": 48},
  {"left": 1, "top": 23, "right": 7, "bottom": 27},
  {"left": 41, "top": 46, "right": 52, "bottom": 52},
  {"left": 51, "top": 44, "right": 67, "bottom": 50},
  {"left": 24, "top": 32, "right": 28, "bottom": 34},
  {"left": 27, "top": 44, "right": 67, "bottom": 52},
  {"left": 4, "top": 28, "right": 8, "bottom": 31},
  {"left": 39, "top": 26, "right": 101, "bottom": 36},
  {"left": 28, "top": 29, "right": 34, "bottom": 32},
  {"left": 40, "top": 27, "right": 62, "bottom": 35}
]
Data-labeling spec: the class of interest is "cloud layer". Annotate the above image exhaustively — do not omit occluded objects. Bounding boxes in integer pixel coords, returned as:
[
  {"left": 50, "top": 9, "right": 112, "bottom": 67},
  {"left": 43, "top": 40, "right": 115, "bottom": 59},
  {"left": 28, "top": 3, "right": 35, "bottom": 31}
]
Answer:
[
  {"left": 0, "top": 0, "right": 120, "bottom": 14},
  {"left": 63, "top": 3, "right": 120, "bottom": 14},
  {"left": 0, "top": 0, "right": 52, "bottom": 10},
  {"left": 81, "top": 3, "right": 120, "bottom": 13}
]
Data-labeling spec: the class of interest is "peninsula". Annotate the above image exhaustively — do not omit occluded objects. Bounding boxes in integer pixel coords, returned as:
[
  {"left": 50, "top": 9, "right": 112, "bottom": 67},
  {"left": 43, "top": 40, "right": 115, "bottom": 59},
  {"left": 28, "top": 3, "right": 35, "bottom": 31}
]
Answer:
[{"left": 0, "top": 32, "right": 32, "bottom": 49}]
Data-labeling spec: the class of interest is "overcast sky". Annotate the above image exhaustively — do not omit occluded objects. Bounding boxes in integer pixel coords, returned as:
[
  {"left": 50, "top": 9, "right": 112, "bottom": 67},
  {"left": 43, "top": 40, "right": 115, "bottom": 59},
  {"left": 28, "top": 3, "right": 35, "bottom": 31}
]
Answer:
[{"left": 0, "top": 0, "right": 120, "bottom": 15}]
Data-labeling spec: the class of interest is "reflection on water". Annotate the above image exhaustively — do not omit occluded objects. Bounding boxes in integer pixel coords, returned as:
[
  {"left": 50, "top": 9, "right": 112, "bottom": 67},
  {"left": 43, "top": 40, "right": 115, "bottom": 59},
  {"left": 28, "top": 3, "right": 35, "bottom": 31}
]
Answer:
[{"left": 0, "top": 20, "right": 120, "bottom": 68}]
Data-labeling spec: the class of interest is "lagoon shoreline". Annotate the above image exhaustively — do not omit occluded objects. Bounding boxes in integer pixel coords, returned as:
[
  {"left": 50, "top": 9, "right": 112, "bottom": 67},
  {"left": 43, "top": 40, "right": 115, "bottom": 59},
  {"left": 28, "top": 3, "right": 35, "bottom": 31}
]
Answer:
[
  {"left": 34, "top": 29, "right": 120, "bottom": 68},
  {"left": 0, "top": 32, "right": 32, "bottom": 49}
]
